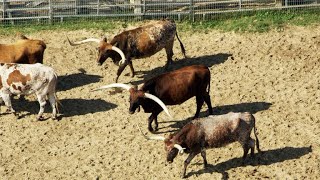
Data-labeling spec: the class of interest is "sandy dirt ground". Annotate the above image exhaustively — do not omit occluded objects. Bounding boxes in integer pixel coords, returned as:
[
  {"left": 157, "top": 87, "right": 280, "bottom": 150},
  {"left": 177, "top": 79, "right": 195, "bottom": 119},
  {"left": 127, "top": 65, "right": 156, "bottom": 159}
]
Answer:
[{"left": 0, "top": 24, "right": 319, "bottom": 179}]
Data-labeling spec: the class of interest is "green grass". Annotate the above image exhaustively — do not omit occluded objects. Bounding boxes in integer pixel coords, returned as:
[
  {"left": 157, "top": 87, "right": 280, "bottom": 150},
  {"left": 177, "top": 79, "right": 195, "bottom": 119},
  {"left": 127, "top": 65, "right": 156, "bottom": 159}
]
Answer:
[
  {"left": 0, "top": 8, "right": 319, "bottom": 35},
  {"left": 179, "top": 8, "right": 320, "bottom": 33}
]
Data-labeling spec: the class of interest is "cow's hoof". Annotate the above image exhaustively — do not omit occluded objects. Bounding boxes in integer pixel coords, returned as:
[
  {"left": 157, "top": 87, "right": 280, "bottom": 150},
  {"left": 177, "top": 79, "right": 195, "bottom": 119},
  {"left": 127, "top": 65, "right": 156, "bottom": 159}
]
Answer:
[
  {"left": 37, "top": 116, "right": 44, "bottom": 121},
  {"left": 148, "top": 127, "right": 154, "bottom": 133}
]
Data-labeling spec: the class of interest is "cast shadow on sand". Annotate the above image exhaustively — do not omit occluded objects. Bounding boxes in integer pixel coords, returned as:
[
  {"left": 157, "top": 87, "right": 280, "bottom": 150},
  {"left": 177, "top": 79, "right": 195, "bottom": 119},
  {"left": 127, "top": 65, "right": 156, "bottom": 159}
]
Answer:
[
  {"left": 58, "top": 69, "right": 102, "bottom": 91},
  {"left": 157, "top": 101, "right": 272, "bottom": 133},
  {"left": 186, "top": 146, "right": 312, "bottom": 179},
  {"left": 11, "top": 98, "right": 117, "bottom": 120},
  {"left": 130, "top": 53, "right": 232, "bottom": 86}
]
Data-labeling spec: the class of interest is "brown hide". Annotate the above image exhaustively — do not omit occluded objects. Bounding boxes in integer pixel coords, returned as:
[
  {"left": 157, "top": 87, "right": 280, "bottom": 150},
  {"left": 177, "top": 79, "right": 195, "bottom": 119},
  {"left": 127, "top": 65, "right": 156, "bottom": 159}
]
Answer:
[
  {"left": 0, "top": 36, "right": 46, "bottom": 64},
  {"left": 141, "top": 65, "right": 210, "bottom": 106},
  {"left": 7, "top": 70, "right": 31, "bottom": 87},
  {"left": 0, "top": 75, "right": 2, "bottom": 89}
]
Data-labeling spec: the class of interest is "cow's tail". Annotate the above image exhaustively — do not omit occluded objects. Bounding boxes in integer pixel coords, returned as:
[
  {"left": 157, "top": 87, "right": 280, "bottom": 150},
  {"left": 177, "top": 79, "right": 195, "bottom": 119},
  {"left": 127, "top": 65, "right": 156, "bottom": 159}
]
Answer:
[
  {"left": 207, "top": 73, "right": 211, "bottom": 94},
  {"left": 252, "top": 115, "right": 262, "bottom": 153},
  {"left": 175, "top": 31, "right": 186, "bottom": 58},
  {"left": 53, "top": 73, "right": 61, "bottom": 115}
]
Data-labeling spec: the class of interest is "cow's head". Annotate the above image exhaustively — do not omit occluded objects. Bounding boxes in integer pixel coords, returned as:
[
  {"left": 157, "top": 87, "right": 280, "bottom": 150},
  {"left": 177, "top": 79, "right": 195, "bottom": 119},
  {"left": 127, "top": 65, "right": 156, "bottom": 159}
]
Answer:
[
  {"left": 67, "top": 37, "right": 126, "bottom": 66},
  {"left": 164, "top": 134, "right": 180, "bottom": 163},
  {"left": 135, "top": 124, "right": 185, "bottom": 163},
  {"left": 96, "top": 38, "right": 124, "bottom": 66},
  {"left": 128, "top": 86, "right": 143, "bottom": 114},
  {"left": 90, "top": 83, "right": 172, "bottom": 117}
]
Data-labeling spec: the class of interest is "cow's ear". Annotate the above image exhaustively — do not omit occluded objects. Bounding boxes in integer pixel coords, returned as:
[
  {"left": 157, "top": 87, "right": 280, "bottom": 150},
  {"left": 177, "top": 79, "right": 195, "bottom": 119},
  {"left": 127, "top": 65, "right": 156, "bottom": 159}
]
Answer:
[{"left": 102, "top": 37, "right": 107, "bottom": 42}]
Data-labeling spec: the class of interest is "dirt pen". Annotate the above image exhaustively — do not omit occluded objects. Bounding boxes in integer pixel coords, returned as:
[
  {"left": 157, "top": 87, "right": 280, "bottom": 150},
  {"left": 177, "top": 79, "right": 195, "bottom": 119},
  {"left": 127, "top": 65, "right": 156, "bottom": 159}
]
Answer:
[{"left": 0, "top": 23, "right": 319, "bottom": 179}]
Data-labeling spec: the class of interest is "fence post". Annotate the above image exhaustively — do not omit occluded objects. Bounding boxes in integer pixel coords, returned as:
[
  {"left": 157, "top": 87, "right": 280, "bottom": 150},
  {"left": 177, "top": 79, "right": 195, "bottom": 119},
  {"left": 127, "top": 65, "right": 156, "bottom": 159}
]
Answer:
[
  {"left": 275, "top": 0, "right": 282, "bottom": 7},
  {"left": 97, "top": 0, "right": 100, "bottom": 15},
  {"left": 2, "top": 0, "right": 5, "bottom": 21},
  {"left": 239, "top": 0, "right": 242, "bottom": 9},
  {"left": 189, "top": 0, "right": 194, "bottom": 22},
  {"left": 130, "top": 0, "right": 142, "bottom": 19},
  {"left": 49, "top": 0, "right": 53, "bottom": 24}
]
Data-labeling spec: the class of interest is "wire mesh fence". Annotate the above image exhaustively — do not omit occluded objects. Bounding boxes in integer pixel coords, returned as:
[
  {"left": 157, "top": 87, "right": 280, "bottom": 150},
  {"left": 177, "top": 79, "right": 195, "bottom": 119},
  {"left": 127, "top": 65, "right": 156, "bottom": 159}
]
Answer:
[{"left": 0, "top": 0, "right": 319, "bottom": 25}]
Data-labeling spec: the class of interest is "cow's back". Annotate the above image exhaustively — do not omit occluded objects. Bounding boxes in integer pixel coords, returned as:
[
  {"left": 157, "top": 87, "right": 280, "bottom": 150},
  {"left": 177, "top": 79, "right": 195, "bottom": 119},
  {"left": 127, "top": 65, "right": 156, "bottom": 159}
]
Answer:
[
  {"left": 0, "top": 39, "right": 45, "bottom": 64},
  {"left": 193, "top": 112, "right": 254, "bottom": 148},
  {"left": 113, "top": 19, "right": 176, "bottom": 59},
  {"left": 0, "top": 63, "right": 55, "bottom": 95},
  {"left": 143, "top": 65, "right": 210, "bottom": 105}
]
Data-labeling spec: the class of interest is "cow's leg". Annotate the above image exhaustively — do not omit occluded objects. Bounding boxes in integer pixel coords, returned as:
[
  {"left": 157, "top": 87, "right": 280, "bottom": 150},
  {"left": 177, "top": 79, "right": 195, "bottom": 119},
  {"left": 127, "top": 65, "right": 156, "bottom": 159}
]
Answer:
[
  {"left": 148, "top": 111, "right": 161, "bottom": 132},
  {"left": 1, "top": 93, "right": 15, "bottom": 115},
  {"left": 200, "top": 149, "right": 208, "bottom": 168},
  {"left": 182, "top": 152, "right": 197, "bottom": 178},
  {"left": 164, "top": 41, "right": 174, "bottom": 70},
  {"left": 48, "top": 92, "right": 57, "bottom": 120},
  {"left": 147, "top": 114, "right": 155, "bottom": 132},
  {"left": 249, "top": 137, "right": 255, "bottom": 158},
  {"left": 154, "top": 115, "right": 159, "bottom": 132},
  {"left": 194, "top": 95, "right": 204, "bottom": 119},
  {"left": 128, "top": 60, "right": 135, "bottom": 78},
  {"left": 203, "top": 93, "right": 213, "bottom": 115},
  {"left": 242, "top": 144, "right": 250, "bottom": 163},
  {"left": 239, "top": 136, "right": 251, "bottom": 163},
  {"left": 36, "top": 93, "right": 47, "bottom": 120},
  {"left": 115, "top": 61, "right": 129, "bottom": 83}
]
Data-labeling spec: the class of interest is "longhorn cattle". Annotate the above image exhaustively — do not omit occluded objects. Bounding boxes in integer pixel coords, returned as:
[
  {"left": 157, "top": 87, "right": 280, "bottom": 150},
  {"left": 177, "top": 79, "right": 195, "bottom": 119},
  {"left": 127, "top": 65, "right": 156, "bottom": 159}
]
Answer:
[
  {"left": 68, "top": 18, "right": 186, "bottom": 82},
  {"left": 0, "top": 34, "right": 46, "bottom": 64},
  {"left": 138, "top": 112, "right": 262, "bottom": 178},
  {"left": 0, "top": 63, "right": 58, "bottom": 120},
  {"left": 92, "top": 65, "right": 213, "bottom": 132}
]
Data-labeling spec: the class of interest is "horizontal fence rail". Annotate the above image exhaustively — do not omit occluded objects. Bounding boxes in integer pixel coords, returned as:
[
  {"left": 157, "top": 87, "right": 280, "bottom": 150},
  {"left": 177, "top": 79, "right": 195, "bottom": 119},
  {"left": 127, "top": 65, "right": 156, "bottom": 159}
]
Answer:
[{"left": 0, "top": 0, "right": 319, "bottom": 24}]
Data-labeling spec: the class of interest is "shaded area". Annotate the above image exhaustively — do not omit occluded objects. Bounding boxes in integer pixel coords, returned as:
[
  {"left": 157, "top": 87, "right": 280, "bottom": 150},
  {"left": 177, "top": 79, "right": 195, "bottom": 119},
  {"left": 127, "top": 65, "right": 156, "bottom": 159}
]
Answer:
[
  {"left": 58, "top": 98, "right": 117, "bottom": 118},
  {"left": 130, "top": 53, "right": 232, "bottom": 85},
  {"left": 187, "top": 146, "right": 312, "bottom": 179},
  {"left": 58, "top": 70, "right": 102, "bottom": 91},
  {"left": 7, "top": 97, "right": 117, "bottom": 119},
  {"left": 162, "top": 101, "right": 272, "bottom": 132},
  {"left": 212, "top": 102, "right": 272, "bottom": 115}
]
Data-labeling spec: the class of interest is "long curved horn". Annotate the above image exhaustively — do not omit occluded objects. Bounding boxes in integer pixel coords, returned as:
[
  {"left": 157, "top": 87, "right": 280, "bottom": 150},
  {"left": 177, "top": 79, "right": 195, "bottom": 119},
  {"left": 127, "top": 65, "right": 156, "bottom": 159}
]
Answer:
[
  {"left": 91, "top": 83, "right": 132, "bottom": 92},
  {"left": 111, "top": 46, "right": 126, "bottom": 65},
  {"left": 136, "top": 124, "right": 165, "bottom": 141},
  {"left": 67, "top": 37, "right": 101, "bottom": 46},
  {"left": 144, "top": 93, "right": 172, "bottom": 118},
  {"left": 174, "top": 144, "right": 186, "bottom": 154}
]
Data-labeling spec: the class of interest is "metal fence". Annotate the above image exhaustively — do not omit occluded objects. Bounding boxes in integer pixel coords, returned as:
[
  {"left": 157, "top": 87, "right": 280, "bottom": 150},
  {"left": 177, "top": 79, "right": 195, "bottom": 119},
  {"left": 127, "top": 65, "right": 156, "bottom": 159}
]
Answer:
[{"left": 1, "top": 0, "right": 319, "bottom": 25}]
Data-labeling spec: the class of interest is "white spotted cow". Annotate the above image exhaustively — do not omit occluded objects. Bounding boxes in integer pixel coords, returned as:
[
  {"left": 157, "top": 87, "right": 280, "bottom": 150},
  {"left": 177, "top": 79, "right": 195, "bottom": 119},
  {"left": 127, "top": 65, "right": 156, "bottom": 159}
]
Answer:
[{"left": 0, "top": 63, "right": 58, "bottom": 120}]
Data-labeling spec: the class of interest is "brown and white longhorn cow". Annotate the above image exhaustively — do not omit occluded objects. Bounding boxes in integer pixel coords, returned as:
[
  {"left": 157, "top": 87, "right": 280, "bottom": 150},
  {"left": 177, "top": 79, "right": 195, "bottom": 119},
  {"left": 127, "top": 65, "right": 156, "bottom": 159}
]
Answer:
[
  {"left": 91, "top": 65, "right": 213, "bottom": 132},
  {"left": 0, "top": 63, "right": 58, "bottom": 120},
  {"left": 0, "top": 34, "right": 46, "bottom": 64},
  {"left": 138, "top": 112, "right": 262, "bottom": 178},
  {"left": 68, "top": 18, "right": 186, "bottom": 82}
]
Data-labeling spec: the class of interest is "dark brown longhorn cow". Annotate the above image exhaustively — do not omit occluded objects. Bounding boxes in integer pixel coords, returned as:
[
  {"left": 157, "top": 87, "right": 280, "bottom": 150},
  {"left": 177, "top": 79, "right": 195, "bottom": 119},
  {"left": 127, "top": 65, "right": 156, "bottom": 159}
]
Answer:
[
  {"left": 92, "top": 65, "right": 213, "bottom": 132},
  {"left": 68, "top": 18, "right": 186, "bottom": 82},
  {"left": 138, "top": 112, "right": 262, "bottom": 178}
]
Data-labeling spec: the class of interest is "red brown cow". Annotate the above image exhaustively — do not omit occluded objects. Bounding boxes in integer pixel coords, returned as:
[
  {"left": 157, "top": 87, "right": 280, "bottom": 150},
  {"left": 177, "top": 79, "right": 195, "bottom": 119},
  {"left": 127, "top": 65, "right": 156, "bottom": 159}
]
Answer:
[
  {"left": 92, "top": 65, "right": 213, "bottom": 132},
  {"left": 0, "top": 35, "right": 46, "bottom": 64},
  {"left": 68, "top": 18, "right": 186, "bottom": 82},
  {"left": 138, "top": 112, "right": 262, "bottom": 178},
  {"left": 0, "top": 63, "right": 58, "bottom": 120}
]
